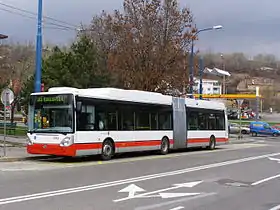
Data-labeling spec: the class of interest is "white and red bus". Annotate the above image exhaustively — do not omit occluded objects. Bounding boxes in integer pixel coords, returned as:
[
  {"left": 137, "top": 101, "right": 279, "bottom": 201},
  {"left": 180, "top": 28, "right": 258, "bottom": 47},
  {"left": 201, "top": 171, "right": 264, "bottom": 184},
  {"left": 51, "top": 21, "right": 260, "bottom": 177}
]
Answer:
[{"left": 27, "top": 87, "right": 228, "bottom": 160}]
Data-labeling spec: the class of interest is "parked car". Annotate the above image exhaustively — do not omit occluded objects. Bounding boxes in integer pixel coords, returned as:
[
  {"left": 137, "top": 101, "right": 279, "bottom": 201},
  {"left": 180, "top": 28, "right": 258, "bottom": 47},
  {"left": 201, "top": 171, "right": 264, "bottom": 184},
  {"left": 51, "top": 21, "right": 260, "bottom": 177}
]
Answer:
[
  {"left": 227, "top": 109, "right": 238, "bottom": 120},
  {"left": 249, "top": 121, "right": 280, "bottom": 137},
  {"left": 229, "top": 123, "right": 250, "bottom": 134}
]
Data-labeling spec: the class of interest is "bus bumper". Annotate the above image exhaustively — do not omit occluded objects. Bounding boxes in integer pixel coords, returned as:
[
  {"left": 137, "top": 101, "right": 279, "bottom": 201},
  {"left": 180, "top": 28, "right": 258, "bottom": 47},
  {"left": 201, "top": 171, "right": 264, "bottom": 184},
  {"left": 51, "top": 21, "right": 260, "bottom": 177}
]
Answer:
[{"left": 27, "top": 143, "right": 76, "bottom": 157}]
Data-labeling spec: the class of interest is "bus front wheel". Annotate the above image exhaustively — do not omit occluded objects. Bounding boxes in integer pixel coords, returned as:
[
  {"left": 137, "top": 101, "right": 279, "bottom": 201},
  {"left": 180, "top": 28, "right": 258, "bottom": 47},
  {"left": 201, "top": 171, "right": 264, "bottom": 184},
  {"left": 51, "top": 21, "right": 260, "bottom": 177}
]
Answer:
[
  {"left": 101, "top": 139, "right": 115, "bottom": 161},
  {"left": 160, "top": 137, "right": 170, "bottom": 155}
]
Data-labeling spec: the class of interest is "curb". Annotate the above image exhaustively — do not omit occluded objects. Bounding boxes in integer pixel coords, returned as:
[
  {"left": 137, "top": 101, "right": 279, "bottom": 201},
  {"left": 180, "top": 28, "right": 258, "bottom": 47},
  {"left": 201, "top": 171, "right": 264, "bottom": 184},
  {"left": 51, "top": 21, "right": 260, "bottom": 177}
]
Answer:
[
  {"left": 228, "top": 139, "right": 256, "bottom": 144},
  {"left": 0, "top": 155, "right": 50, "bottom": 162},
  {"left": 0, "top": 156, "right": 29, "bottom": 162}
]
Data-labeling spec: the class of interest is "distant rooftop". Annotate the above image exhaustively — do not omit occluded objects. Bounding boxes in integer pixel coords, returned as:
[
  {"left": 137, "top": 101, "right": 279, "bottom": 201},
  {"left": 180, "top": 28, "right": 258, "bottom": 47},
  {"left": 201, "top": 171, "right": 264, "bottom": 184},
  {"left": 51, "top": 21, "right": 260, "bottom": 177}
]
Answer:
[
  {"left": 0, "top": 34, "right": 8, "bottom": 39},
  {"left": 204, "top": 67, "right": 231, "bottom": 77}
]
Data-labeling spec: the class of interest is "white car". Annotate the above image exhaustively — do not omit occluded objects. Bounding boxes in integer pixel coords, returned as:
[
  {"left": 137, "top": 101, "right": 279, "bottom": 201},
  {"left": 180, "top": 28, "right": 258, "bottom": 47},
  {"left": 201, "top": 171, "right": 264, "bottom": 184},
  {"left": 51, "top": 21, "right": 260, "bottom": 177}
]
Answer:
[{"left": 229, "top": 123, "right": 250, "bottom": 134}]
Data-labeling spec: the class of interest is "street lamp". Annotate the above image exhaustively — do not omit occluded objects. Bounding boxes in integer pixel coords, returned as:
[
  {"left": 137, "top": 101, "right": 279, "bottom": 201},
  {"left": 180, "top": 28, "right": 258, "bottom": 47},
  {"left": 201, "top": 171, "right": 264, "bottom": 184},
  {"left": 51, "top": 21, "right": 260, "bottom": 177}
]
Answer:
[
  {"left": 34, "top": 0, "right": 43, "bottom": 93},
  {"left": 189, "top": 25, "right": 223, "bottom": 98}
]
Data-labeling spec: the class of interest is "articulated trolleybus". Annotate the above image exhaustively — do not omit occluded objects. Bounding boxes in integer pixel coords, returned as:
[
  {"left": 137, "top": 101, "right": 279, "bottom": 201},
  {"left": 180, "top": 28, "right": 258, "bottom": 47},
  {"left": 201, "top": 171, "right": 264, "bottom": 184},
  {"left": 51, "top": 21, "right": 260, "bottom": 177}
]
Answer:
[{"left": 27, "top": 87, "right": 228, "bottom": 160}]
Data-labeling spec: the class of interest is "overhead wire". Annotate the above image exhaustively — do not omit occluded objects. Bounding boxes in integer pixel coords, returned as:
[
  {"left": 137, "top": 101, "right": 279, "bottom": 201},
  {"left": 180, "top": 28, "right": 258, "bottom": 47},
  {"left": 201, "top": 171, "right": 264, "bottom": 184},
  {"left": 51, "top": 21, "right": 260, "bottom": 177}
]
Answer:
[{"left": 0, "top": 1, "right": 79, "bottom": 31}]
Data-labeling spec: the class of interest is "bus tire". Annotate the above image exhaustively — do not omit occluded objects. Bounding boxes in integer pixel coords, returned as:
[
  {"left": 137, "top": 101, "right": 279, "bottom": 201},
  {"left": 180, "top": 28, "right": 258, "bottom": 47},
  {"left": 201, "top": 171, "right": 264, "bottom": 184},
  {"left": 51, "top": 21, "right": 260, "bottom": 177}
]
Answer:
[
  {"left": 160, "top": 137, "right": 169, "bottom": 155},
  {"left": 208, "top": 136, "right": 216, "bottom": 150},
  {"left": 101, "top": 139, "right": 115, "bottom": 161}
]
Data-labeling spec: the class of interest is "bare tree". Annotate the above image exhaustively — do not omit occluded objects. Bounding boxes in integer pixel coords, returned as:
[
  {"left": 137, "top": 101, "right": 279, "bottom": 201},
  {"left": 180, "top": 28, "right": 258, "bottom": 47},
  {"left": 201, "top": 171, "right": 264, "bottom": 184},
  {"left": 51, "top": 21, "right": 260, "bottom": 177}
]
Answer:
[{"left": 82, "top": 0, "right": 196, "bottom": 94}]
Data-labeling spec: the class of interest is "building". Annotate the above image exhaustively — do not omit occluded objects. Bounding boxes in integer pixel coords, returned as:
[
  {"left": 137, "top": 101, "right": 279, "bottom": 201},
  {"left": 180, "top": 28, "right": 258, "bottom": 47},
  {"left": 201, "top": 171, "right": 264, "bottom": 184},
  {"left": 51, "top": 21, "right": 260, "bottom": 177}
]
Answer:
[
  {"left": 194, "top": 78, "right": 222, "bottom": 94},
  {"left": 236, "top": 77, "right": 275, "bottom": 93}
]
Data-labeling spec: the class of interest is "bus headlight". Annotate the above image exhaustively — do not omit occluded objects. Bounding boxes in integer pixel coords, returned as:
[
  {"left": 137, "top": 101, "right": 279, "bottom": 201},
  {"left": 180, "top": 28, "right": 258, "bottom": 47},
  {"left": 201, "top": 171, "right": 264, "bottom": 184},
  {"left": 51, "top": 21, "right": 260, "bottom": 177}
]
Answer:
[
  {"left": 60, "top": 137, "right": 73, "bottom": 147},
  {"left": 26, "top": 138, "right": 33, "bottom": 146}
]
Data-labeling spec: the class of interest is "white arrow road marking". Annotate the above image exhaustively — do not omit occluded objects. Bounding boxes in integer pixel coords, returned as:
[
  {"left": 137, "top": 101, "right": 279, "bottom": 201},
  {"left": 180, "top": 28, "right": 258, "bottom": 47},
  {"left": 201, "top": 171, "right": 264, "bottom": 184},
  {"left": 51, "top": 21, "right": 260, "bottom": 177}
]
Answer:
[
  {"left": 173, "top": 181, "right": 203, "bottom": 188},
  {"left": 169, "top": 206, "right": 184, "bottom": 210},
  {"left": 251, "top": 173, "right": 280, "bottom": 186},
  {"left": 114, "top": 181, "right": 203, "bottom": 202},
  {"left": 118, "top": 184, "right": 145, "bottom": 198},
  {"left": 269, "top": 204, "right": 280, "bottom": 210},
  {"left": 268, "top": 157, "right": 280, "bottom": 163},
  {"left": 159, "top": 193, "right": 200, "bottom": 198}
]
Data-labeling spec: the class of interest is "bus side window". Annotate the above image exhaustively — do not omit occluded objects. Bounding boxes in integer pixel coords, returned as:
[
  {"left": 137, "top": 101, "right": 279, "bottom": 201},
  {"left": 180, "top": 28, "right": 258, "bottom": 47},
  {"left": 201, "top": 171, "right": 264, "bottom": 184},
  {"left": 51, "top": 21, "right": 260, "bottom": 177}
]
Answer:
[
  {"left": 77, "top": 104, "right": 95, "bottom": 131},
  {"left": 208, "top": 113, "right": 216, "bottom": 130},
  {"left": 150, "top": 113, "right": 158, "bottom": 130},
  {"left": 159, "top": 112, "right": 171, "bottom": 130},
  {"left": 188, "top": 111, "right": 198, "bottom": 130},
  {"left": 121, "top": 108, "right": 134, "bottom": 130},
  {"left": 198, "top": 113, "right": 206, "bottom": 130},
  {"left": 216, "top": 113, "right": 225, "bottom": 130}
]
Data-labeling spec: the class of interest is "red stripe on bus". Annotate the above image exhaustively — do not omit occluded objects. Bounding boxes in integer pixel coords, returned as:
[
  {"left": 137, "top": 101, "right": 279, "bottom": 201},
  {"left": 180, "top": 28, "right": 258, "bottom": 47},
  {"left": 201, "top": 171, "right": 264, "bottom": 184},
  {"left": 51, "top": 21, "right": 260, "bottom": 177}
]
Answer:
[
  {"left": 115, "top": 139, "right": 174, "bottom": 148},
  {"left": 116, "top": 140, "right": 159, "bottom": 148},
  {"left": 188, "top": 138, "right": 228, "bottom": 144}
]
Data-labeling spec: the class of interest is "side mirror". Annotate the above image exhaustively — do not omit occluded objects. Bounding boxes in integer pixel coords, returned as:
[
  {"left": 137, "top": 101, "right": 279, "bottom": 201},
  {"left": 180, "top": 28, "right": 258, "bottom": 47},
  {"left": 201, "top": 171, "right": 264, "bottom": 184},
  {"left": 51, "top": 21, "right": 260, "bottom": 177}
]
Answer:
[{"left": 76, "top": 101, "right": 82, "bottom": 112}]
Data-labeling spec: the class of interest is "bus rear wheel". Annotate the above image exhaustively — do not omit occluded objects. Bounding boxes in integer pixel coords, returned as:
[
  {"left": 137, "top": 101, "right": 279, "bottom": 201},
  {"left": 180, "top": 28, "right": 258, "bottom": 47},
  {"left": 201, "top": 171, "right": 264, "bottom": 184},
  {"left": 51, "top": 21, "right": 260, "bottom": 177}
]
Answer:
[
  {"left": 160, "top": 137, "right": 169, "bottom": 155},
  {"left": 101, "top": 140, "right": 115, "bottom": 161},
  {"left": 208, "top": 136, "right": 216, "bottom": 150}
]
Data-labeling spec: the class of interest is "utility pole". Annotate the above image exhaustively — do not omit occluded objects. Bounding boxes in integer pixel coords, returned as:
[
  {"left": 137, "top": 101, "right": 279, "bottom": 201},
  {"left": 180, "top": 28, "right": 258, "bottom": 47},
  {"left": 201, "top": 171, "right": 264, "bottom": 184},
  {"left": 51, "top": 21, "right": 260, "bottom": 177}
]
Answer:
[
  {"left": 34, "top": 0, "right": 43, "bottom": 93},
  {"left": 221, "top": 54, "right": 226, "bottom": 94}
]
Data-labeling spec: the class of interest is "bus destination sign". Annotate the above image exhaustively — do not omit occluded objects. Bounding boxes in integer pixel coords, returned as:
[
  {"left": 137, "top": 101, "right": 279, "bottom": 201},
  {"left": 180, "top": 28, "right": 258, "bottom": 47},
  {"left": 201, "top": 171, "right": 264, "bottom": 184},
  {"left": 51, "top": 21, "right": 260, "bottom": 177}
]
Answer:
[{"left": 36, "top": 96, "right": 66, "bottom": 103}]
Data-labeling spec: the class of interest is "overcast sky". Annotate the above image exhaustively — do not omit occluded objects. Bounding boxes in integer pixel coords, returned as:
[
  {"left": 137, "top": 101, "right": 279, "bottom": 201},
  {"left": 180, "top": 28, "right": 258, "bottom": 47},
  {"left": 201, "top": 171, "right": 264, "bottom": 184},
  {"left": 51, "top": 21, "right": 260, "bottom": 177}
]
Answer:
[{"left": 1, "top": 0, "right": 280, "bottom": 57}]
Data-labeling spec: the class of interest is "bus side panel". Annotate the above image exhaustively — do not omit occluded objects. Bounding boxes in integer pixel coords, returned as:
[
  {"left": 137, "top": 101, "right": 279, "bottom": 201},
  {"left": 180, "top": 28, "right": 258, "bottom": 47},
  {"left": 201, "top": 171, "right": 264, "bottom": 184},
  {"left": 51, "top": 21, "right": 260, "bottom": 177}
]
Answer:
[
  {"left": 74, "top": 130, "right": 173, "bottom": 156},
  {"left": 187, "top": 130, "right": 228, "bottom": 147},
  {"left": 172, "top": 97, "right": 187, "bottom": 149},
  {"left": 75, "top": 131, "right": 102, "bottom": 156},
  {"left": 114, "top": 130, "right": 173, "bottom": 153}
]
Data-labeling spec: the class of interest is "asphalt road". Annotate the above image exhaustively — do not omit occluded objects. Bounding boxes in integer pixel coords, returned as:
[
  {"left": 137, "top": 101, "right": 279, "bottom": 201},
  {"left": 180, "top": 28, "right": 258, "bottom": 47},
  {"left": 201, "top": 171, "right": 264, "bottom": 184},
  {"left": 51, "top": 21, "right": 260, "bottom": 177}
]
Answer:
[{"left": 0, "top": 138, "right": 280, "bottom": 210}]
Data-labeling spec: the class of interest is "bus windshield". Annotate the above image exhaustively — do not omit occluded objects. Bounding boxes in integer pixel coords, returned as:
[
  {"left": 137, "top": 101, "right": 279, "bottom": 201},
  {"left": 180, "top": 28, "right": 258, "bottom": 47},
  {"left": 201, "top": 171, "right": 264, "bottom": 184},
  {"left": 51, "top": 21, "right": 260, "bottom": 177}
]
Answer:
[{"left": 28, "top": 94, "right": 74, "bottom": 134}]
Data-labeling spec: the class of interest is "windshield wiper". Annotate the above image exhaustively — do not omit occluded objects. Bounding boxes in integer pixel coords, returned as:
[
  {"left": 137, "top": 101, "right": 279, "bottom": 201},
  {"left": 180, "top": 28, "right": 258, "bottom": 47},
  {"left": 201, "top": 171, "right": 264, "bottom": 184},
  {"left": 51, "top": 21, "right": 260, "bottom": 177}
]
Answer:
[
  {"left": 51, "top": 130, "right": 68, "bottom": 135},
  {"left": 28, "top": 129, "right": 68, "bottom": 135}
]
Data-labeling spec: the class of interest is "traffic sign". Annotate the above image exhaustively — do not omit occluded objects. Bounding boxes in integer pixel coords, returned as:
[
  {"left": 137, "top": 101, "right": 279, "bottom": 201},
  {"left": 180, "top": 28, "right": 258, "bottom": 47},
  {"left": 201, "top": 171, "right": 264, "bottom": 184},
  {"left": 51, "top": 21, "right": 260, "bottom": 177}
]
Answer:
[
  {"left": 236, "top": 99, "right": 244, "bottom": 107},
  {"left": 1, "top": 88, "right": 14, "bottom": 105}
]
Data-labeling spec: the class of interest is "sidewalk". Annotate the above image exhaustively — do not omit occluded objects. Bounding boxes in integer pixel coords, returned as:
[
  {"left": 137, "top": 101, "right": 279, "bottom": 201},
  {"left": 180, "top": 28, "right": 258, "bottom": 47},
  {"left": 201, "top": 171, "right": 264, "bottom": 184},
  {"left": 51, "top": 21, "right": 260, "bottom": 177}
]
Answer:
[
  {"left": 0, "top": 147, "right": 44, "bottom": 162},
  {"left": 0, "top": 135, "right": 27, "bottom": 146}
]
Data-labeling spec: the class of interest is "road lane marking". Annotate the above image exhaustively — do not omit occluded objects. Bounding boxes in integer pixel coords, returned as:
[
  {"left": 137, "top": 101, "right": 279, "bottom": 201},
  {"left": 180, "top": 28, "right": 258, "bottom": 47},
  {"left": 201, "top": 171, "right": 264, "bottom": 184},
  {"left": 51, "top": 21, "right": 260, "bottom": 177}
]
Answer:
[
  {"left": 134, "top": 193, "right": 217, "bottom": 210},
  {"left": 1, "top": 152, "right": 280, "bottom": 205},
  {"left": 169, "top": 207, "right": 184, "bottom": 210},
  {"left": 268, "top": 157, "right": 280, "bottom": 163},
  {"left": 251, "top": 174, "right": 280, "bottom": 186},
  {"left": 269, "top": 204, "right": 280, "bottom": 210},
  {"left": 114, "top": 181, "right": 202, "bottom": 202}
]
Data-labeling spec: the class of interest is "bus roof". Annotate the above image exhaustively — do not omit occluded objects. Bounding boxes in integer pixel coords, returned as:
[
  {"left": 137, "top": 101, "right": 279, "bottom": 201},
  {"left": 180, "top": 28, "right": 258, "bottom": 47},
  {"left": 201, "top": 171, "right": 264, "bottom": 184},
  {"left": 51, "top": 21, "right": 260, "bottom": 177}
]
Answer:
[{"left": 31, "top": 87, "right": 226, "bottom": 110}]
